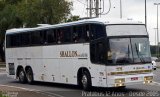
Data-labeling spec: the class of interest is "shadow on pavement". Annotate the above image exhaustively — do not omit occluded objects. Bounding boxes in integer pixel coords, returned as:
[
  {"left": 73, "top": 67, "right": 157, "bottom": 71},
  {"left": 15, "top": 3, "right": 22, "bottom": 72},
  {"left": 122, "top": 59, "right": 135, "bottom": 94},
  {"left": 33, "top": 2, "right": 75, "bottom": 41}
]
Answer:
[{"left": 10, "top": 80, "right": 144, "bottom": 92}]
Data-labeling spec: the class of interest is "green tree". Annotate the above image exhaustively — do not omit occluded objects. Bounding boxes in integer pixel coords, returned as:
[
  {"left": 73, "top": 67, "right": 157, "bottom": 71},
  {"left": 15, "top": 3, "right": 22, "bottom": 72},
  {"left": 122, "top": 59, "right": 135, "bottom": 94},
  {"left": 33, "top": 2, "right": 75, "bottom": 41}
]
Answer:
[
  {"left": 0, "top": 4, "right": 23, "bottom": 61},
  {"left": 4, "top": 0, "right": 22, "bottom": 4},
  {"left": 0, "top": 0, "right": 72, "bottom": 62},
  {"left": 16, "top": 0, "right": 72, "bottom": 27},
  {"left": 65, "top": 15, "right": 80, "bottom": 22},
  {"left": 0, "top": 1, "right": 5, "bottom": 11}
]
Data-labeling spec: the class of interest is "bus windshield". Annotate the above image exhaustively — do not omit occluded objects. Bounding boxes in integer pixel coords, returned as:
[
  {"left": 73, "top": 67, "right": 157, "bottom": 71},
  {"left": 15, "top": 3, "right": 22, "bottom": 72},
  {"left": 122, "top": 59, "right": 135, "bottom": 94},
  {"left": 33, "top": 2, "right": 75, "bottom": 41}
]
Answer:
[{"left": 108, "top": 38, "right": 151, "bottom": 64}]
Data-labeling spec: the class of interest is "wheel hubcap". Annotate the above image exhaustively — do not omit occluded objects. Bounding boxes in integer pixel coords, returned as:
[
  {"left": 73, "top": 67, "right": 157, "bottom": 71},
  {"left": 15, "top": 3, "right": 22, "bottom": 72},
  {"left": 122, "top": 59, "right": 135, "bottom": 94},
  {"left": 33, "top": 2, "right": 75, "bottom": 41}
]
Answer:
[
  {"left": 19, "top": 71, "right": 24, "bottom": 81},
  {"left": 82, "top": 75, "right": 87, "bottom": 88},
  {"left": 27, "top": 71, "right": 32, "bottom": 82}
]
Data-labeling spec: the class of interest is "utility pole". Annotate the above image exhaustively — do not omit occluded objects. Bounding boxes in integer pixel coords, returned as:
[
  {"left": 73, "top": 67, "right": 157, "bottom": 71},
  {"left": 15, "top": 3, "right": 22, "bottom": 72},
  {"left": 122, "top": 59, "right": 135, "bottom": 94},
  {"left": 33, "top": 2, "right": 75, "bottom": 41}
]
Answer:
[
  {"left": 154, "top": 28, "right": 157, "bottom": 45},
  {"left": 145, "top": 0, "right": 147, "bottom": 28},
  {"left": 120, "top": 0, "right": 122, "bottom": 18},
  {"left": 154, "top": 3, "right": 160, "bottom": 57},
  {"left": 87, "top": 0, "right": 102, "bottom": 18},
  {"left": 89, "top": 0, "right": 93, "bottom": 18},
  {"left": 95, "top": 0, "right": 99, "bottom": 17}
]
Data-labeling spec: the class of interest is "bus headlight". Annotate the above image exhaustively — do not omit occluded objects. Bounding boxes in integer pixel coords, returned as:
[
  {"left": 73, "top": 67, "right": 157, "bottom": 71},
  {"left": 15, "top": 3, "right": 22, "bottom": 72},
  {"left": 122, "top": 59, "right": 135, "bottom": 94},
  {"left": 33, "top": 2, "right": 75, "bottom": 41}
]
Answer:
[
  {"left": 144, "top": 76, "right": 153, "bottom": 84},
  {"left": 144, "top": 76, "right": 153, "bottom": 81},
  {"left": 115, "top": 78, "right": 125, "bottom": 83},
  {"left": 115, "top": 78, "right": 125, "bottom": 87}
]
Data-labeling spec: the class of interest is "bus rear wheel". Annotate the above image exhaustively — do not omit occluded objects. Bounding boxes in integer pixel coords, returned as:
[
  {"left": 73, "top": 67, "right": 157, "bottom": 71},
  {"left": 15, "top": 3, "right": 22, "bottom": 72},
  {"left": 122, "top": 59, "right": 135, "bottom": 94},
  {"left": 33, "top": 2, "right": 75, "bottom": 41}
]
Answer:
[
  {"left": 26, "top": 68, "right": 34, "bottom": 84},
  {"left": 81, "top": 71, "right": 91, "bottom": 91},
  {"left": 18, "top": 68, "right": 27, "bottom": 83}
]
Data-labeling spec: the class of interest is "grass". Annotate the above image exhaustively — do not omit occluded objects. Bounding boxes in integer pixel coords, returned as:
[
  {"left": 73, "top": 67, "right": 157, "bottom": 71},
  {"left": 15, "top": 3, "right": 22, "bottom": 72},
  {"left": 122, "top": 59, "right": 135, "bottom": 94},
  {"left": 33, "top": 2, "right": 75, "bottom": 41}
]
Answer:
[{"left": 0, "top": 93, "right": 8, "bottom": 97}]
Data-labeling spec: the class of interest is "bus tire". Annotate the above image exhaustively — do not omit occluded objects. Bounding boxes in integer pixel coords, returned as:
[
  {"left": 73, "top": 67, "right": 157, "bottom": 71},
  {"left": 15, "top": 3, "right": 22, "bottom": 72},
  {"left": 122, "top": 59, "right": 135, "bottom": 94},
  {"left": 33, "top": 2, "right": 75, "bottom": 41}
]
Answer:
[
  {"left": 26, "top": 67, "right": 34, "bottom": 84},
  {"left": 81, "top": 71, "right": 91, "bottom": 91},
  {"left": 18, "top": 68, "right": 27, "bottom": 83}
]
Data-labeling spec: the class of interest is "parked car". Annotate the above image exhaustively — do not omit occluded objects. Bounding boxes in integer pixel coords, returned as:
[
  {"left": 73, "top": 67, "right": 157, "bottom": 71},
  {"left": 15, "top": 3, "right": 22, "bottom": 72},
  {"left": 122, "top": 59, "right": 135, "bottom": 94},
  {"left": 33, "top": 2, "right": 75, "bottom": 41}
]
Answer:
[{"left": 151, "top": 57, "right": 158, "bottom": 70}]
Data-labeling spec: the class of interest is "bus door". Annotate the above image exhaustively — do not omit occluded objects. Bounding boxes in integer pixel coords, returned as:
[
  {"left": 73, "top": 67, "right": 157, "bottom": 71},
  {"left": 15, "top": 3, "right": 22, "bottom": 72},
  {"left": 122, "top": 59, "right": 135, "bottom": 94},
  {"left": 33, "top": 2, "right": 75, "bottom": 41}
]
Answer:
[{"left": 90, "top": 38, "right": 107, "bottom": 86}]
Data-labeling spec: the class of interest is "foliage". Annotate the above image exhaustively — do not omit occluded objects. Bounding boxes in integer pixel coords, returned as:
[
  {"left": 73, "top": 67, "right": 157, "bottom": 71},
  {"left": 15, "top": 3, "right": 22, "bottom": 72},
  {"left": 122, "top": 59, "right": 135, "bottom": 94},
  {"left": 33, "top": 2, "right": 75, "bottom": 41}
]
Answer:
[
  {"left": 65, "top": 15, "right": 80, "bottom": 22},
  {"left": 0, "top": 92, "right": 9, "bottom": 97},
  {"left": 0, "top": 4, "right": 23, "bottom": 40},
  {"left": 16, "top": 0, "right": 72, "bottom": 27},
  {"left": 0, "top": 0, "right": 74, "bottom": 61}
]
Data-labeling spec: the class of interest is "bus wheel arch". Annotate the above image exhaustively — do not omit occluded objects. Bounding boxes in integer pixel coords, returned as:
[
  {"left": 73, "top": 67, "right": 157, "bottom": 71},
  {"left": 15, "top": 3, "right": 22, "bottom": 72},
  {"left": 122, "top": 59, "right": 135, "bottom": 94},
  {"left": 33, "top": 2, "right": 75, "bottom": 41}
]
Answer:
[
  {"left": 77, "top": 67, "right": 92, "bottom": 90},
  {"left": 25, "top": 66, "right": 34, "bottom": 84}
]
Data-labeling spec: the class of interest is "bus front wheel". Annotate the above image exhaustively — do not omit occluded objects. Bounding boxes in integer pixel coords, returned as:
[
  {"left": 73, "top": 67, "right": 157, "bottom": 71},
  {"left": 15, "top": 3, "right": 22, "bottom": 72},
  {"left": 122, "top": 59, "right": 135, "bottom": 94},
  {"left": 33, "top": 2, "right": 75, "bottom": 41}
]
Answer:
[
  {"left": 26, "top": 68, "right": 34, "bottom": 84},
  {"left": 18, "top": 68, "right": 27, "bottom": 83},
  {"left": 81, "top": 71, "right": 91, "bottom": 91}
]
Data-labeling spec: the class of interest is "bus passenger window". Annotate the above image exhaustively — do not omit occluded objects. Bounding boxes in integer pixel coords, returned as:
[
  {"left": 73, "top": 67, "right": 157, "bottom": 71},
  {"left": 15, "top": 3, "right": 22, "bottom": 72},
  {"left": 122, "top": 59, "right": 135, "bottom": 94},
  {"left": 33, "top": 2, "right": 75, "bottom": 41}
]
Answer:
[
  {"left": 78, "top": 26, "right": 85, "bottom": 42},
  {"left": 21, "top": 32, "right": 30, "bottom": 46},
  {"left": 72, "top": 25, "right": 89, "bottom": 43},
  {"left": 31, "top": 31, "right": 43, "bottom": 45},
  {"left": 63, "top": 27, "right": 72, "bottom": 43},
  {"left": 10, "top": 34, "right": 21, "bottom": 47},
  {"left": 85, "top": 25, "right": 90, "bottom": 42},
  {"left": 73, "top": 32, "right": 78, "bottom": 43},
  {"left": 90, "top": 24, "right": 105, "bottom": 40},
  {"left": 47, "top": 29, "right": 56, "bottom": 44},
  {"left": 57, "top": 30, "right": 63, "bottom": 44},
  {"left": 6, "top": 35, "right": 11, "bottom": 48},
  {"left": 12, "top": 34, "right": 19, "bottom": 47},
  {"left": 40, "top": 30, "right": 47, "bottom": 44},
  {"left": 73, "top": 27, "right": 78, "bottom": 43}
]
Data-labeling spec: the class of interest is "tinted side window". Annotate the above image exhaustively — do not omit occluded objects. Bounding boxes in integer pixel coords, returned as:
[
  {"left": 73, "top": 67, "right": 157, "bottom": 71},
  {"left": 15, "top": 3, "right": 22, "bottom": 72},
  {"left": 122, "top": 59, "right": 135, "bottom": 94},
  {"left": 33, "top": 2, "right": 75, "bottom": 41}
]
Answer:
[
  {"left": 57, "top": 29, "right": 63, "bottom": 44},
  {"left": 47, "top": 29, "right": 56, "bottom": 44},
  {"left": 62, "top": 27, "right": 72, "bottom": 43},
  {"left": 7, "top": 33, "right": 28, "bottom": 47},
  {"left": 31, "top": 31, "right": 43, "bottom": 45},
  {"left": 21, "top": 32, "right": 30, "bottom": 46},
  {"left": 6, "top": 35, "right": 11, "bottom": 48},
  {"left": 72, "top": 25, "right": 89, "bottom": 43},
  {"left": 90, "top": 41, "right": 105, "bottom": 64},
  {"left": 90, "top": 24, "right": 105, "bottom": 40},
  {"left": 40, "top": 30, "right": 47, "bottom": 44},
  {"left": 9, "top": 34, "right": 21, "bottom": 47}
]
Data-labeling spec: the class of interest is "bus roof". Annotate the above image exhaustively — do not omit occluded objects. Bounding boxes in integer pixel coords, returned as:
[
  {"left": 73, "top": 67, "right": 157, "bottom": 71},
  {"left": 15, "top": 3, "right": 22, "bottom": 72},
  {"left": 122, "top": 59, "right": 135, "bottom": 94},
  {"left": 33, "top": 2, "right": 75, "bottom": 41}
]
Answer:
[{"left": 6, "top": 18, "right": 144, "bottom": 34}]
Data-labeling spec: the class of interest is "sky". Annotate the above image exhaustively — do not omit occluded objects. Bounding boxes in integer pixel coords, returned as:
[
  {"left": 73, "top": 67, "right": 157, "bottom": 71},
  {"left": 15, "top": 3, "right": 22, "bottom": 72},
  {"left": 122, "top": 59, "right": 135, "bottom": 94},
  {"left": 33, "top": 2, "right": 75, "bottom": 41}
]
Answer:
[{"left": 67, "top": 0, "right": 160, "bottom": 45}]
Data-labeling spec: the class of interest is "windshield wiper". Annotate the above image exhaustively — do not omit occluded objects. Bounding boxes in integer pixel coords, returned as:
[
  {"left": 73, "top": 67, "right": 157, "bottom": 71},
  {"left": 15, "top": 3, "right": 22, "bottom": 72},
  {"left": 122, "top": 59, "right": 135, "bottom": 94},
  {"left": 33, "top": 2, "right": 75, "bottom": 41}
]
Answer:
[
  {"left": 124, "top": 45, "right": 130, "bottom": 63},
  {"left": 128, "top": 45, "right": 130, "bottom": 59},
  {"left": 135, "top": 43, "right": 145, "bottom": 63}
]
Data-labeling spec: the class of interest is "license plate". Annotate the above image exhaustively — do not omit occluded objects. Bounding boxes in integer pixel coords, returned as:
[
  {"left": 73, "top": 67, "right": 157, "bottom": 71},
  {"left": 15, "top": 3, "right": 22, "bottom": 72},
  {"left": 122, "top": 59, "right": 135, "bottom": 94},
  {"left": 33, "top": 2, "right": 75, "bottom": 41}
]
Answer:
[{"left": 131, "top": 77, "right": 138, "bottom": 81}]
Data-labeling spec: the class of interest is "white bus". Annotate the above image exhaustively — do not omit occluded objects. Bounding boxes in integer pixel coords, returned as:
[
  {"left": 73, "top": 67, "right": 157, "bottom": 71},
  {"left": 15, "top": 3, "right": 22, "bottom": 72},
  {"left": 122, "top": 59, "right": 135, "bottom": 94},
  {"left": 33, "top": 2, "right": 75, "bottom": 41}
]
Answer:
[{"left": 5, "top": 18, "right": 153, "bottom": 90}]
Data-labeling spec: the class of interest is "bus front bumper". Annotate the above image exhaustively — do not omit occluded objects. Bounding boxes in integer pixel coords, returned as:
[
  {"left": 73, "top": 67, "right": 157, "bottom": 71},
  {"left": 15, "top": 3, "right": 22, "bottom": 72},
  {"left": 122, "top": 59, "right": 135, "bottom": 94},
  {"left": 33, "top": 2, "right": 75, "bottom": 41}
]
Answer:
[{"left": 107, "top": 73, "right": 154, "bottom": 87}]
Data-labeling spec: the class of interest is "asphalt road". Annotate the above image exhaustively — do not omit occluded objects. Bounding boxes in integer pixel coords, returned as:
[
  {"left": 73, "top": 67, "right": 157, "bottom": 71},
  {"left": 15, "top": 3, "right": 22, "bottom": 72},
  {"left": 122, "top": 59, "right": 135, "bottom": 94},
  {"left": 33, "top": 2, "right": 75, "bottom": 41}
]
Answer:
[{"left": 0, "top": 68, "right": 160, "bottom": 97}]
